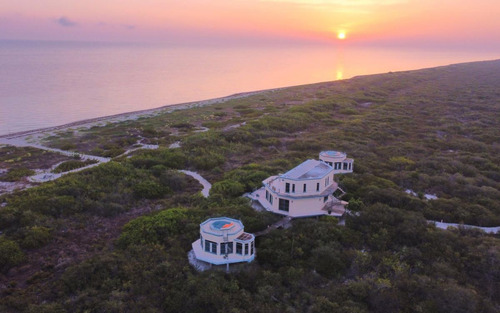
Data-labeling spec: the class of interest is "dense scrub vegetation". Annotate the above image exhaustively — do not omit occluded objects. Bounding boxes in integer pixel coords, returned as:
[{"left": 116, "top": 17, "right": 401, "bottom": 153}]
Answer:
[
  {"left": 52, "top": 159, "right": 99, "bottom": 173},
  {"left": 0, "top": 60, "right": 499, "bottom": 312}
]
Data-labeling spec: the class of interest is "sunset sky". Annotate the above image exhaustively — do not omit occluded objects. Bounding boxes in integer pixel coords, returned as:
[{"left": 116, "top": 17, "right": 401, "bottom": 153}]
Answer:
[{"left": 1, "top": 0, "right": 500, "bottom": 49}]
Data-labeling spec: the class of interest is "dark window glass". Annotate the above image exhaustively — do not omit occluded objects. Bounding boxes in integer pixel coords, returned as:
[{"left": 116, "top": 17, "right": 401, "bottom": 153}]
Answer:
[
  {"left": 221, "top": 242, "right": 233, "bottom": 254},
  {"left": 285, "top": 183, "right": 290, "bottom": 193},
  {"left": 303, "top": 184, "right": 307, "bottom": 192},
  {"left": 236, "top": 243, "right": 243, "bottom": 255},
  {"left": 205, "top": 240, "right": 217, "bottom": 254},
  {"left": 279, "top": 198, "right": 290, "bottom": 212}
]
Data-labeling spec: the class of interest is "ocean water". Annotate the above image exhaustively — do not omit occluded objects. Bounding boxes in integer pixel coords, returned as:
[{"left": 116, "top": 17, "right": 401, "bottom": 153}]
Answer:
[{"left": 0, "top": 40, "right": 498, "bottom": 135}]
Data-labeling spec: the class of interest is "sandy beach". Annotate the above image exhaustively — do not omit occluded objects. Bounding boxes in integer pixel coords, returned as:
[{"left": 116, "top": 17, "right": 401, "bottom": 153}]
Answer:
[
  {"left": 0, "top": 89, "right": 272, "bottom": 141},
  {"left": 0, "top": 88, "right": 277, "bottom": 196}
]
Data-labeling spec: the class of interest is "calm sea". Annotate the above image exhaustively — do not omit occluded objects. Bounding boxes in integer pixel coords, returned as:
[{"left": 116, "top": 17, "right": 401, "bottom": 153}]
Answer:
[{"left": 0, "top": 40, "right": 498, "bottom": 135}]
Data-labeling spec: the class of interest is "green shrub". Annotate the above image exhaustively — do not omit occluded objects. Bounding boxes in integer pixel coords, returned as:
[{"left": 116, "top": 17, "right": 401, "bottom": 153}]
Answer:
[
  {"left": 118, "top": 208, "right": 188, "bottom": 247},
  {"left": 0, "top": 238, "right": 24, "bottom": 273},
  {"left": 159, "top": 170, "right": 188, "bottom": 191},
  {"left": 133, "top": 181, "right": 168, "bottom": 199},
  {"left": 21, "top": 226, "right": 52, "bottom": 249},
  {"left": 309, "top": 243, "right": 347, "bottom": 278},
  {"left": 59, "top": 143, "right": 77, "bottom": 150},
  {"left": 190, "top": 152, "right": 225, "bottom": 170},
  {"left": 210, "top": 180, "right": 245, "bottom": 198},
  {"left": 53, "top": 159, "right": 98, "bottom": 173},
  {"left": 26, "top": 303, "right": 66, "bottom": 313},
  {"left": 171, "top": 122, "right": 194, "bottom": 129},
  {"left": 1, "top": 167, "right": 35, "bottom": 182},
  {"left": 224, "top": 169, "right": 270, "bottom": 191}
]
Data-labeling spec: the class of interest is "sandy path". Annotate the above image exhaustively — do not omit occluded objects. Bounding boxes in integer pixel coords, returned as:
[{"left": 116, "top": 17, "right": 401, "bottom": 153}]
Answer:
[
  {"left": 429, "top": 220, "right": 499, "bottom": 234},
  {"left": 179, "top": 170, "right": 211, "bottom": 197},
  {"left": 0, "top": 136, "right": 112, "bottom": 184}
]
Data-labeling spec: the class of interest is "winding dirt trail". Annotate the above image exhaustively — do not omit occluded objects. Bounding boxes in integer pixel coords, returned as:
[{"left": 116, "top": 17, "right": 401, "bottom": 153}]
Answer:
[{"left": 179, "top": 170, "right": 212, "bottom": 197}]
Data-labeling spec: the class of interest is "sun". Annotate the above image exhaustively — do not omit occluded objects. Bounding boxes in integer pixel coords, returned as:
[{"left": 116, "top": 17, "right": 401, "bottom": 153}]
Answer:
[{"left": 337, "top": 31, "right": 346, "bottom": 40}]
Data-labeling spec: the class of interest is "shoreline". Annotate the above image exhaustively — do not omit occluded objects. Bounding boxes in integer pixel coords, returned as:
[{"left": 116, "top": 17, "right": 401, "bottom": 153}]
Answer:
[{"left": 0, "top": 88, "right": 276, "bottom": 139}]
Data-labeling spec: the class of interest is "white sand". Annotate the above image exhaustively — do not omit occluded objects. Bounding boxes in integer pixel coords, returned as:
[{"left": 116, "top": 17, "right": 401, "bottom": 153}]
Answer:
[{"left": 429, "top": 220, "right": 499, "bottom": 234}]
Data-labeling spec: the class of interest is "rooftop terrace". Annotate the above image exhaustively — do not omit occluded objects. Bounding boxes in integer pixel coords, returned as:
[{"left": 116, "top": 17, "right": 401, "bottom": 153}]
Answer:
[{"left": 281, "top": 159, "right": 333, "bottom": 180}]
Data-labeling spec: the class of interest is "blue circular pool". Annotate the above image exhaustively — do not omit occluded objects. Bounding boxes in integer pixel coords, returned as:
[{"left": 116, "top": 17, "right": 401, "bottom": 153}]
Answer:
[{"left": 211, "top": 220, "right": 235, "bottom": 231}]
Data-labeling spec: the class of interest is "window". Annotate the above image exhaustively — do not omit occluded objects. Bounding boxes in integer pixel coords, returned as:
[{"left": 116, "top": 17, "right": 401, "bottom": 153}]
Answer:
[
  {"left": 343, "top": 162, "right": 348, "bottom": 170},
  {"left": 327, "top": 161, "right": 332, "bottom": 166},
  {"left": 221, "top": 242, "right": 233, "bottom": 254},
  {"left": 325, "top": 177, "right": 329, "bottom": 186},
  {"left": 285, "top": 183, "right": 290, "bottom": 193},
  {"left": 279, "top": 198, "right": 290, "bottom": 212},
  {"left": 324, "top": 196, "right": 328, "bottom": 202},
  {"left": 251, "top": 242, "right": 254, "bottom": 255},
  {"left": 236, "top": 242, "right": 243, "bottom": 255},
  {"left": 316, "top": 183, "right": 320, "bottom": 191},
  {"left": 292, "top": 184, "right": 295, "bottom": 193},
  {"left": 335, "top": 162, "right": 341, "bottom": 170},
  {"left": 349, "top": 163, "right": 352, "bottom": 170},
  {"left": 303, "top": 184, "right": 307, "bottom": 192},
  {"left": 266, "top": 190, "right": 273, "bottom": 204},
  {"left": 205, "top": 240, "right": 217, "bottom": 254},
  {"left": 200, "top": 235, "right": 203, "bottom": 248},
  {"left": 244, "top": 243, "right": 248, "bottom": 255}
]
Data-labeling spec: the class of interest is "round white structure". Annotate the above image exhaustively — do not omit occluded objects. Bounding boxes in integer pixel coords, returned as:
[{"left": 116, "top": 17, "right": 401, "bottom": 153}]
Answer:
[
  {"left": 192, "top": 217, "right": 255, "bottom": 265},
  {"left": 319, "top": 151, "right": 353, "bottom": 173}
]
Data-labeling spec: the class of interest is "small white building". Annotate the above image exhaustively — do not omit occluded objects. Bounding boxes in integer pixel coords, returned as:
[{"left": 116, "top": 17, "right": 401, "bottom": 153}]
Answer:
[
  {"left": 192, "top": 217, "right": 255, "bottom": 265},
  {"left": 319, "top": 151, "right": 354, "bottom": 173},
  {"left": 248, "top": 151, "right": 353, "bottom": 218}
]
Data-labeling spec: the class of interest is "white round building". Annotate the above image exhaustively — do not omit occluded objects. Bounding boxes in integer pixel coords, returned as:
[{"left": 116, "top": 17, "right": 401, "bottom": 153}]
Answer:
[
  {"left": 319, "top": 151, "right": 354, "bottom": 173},
  {"left": 192, "top": 217, "right": 255, "bottom": 265}
]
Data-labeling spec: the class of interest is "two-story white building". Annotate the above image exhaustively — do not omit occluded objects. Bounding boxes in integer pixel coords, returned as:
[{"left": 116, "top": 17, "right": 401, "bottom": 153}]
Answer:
[
  {"left": 191, "top": 217, "right": 255, "bottom": 266},
  {"left": 248, "top": 151, "right": 353, "bottom": 218}
]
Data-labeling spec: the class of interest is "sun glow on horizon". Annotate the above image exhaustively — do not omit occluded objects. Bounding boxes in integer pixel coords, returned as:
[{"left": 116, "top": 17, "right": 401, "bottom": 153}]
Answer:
[{"left": 337, "top": 31, "right": 346, "bottom": 40}]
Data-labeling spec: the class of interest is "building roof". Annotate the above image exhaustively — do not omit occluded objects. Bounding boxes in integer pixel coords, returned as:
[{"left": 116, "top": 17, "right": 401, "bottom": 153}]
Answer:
[
  {"left": 236, "top": 232, "right": 254, "bottom": 241},
  {"left": 320, "top": 151, "right": 346, "bottom": 159},
  {"left": 281, "top": 159, "right": 333, "bottom": 180},
  {"left": 200, "top": 217, "right": 244, "bottom": 236}
]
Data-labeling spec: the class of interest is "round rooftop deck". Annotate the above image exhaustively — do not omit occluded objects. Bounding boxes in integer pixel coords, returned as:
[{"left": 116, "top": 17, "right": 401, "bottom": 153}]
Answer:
[
  {"left": 201, "top": 217, "right": 244, "bottom": 236},
  {"left": 319, "top": 151, "right": 346, "bottom": 159},
  {"left": 211, "top": 220, "right": 236, "bottom": 231}
]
